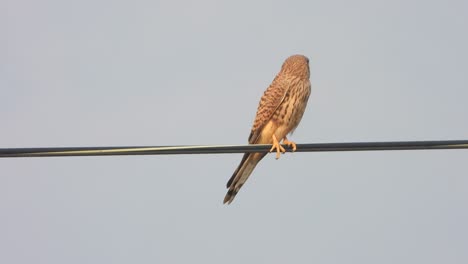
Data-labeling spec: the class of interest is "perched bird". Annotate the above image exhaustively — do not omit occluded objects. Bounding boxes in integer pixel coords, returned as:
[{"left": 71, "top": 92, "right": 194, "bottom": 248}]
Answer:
[{"left": 224, "top": 54, "right": 311, "bottom": 204}]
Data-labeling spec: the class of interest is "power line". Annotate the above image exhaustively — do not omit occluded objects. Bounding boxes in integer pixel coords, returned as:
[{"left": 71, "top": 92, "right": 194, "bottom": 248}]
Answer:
[{"left": 1, "top": 140, "right": 467, "bottom": 158}]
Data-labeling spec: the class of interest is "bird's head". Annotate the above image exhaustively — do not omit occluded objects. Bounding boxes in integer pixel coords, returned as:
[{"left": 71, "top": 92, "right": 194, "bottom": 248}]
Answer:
[{"left": 280, "top": 54, "right": 310, "bottom": 79}]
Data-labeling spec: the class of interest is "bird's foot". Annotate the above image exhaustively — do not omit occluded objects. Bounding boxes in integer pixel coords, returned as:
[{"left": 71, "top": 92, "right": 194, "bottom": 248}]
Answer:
[
  {"left": 282, "top": 137, "right": 297, "bottom": 152},
  {"left": 269, "top": 135, "right": 286, "bottom": 159}
]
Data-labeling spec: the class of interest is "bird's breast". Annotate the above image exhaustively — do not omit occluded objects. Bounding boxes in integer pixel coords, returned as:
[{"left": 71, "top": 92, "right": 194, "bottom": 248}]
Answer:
[{"left": 272, "top": 80, "right": 311, "bottom": 132}]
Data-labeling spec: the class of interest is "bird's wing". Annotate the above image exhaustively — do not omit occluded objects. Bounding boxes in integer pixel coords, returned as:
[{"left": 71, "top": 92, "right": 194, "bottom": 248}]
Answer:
[
  {"left": 248, "top": 75, "right": 292, "bottom": 144},
  {"left": 224, "top": 76, "right": 291, "bottom": 202}
]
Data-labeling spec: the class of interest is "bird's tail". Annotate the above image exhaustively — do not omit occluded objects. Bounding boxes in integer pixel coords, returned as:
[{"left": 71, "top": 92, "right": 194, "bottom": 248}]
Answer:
[{"left": 223, "top": 152, "right": 266, "bottom": 204}]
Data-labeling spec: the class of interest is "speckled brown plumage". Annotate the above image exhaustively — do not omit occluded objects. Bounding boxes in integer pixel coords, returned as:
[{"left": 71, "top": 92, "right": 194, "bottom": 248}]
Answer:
[{"left": 224, "top": 54, "right": 311, "bottom": 204}]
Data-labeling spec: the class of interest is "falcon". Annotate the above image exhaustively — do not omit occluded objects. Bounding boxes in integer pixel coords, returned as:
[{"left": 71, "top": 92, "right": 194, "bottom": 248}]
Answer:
[{"left": 224, "top": 54, "right": 311, "bottom": 204}]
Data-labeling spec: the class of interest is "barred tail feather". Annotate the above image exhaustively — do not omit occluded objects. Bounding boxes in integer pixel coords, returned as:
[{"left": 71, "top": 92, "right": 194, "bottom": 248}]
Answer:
[{"left": 223, "top": 152, "right": 266, "bottom": 204}]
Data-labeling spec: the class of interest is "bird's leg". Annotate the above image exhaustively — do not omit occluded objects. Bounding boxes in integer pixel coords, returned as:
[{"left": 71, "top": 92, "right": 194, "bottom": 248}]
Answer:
[
  {"left": 269, "top": 134, "right": 286, "bottom": 159},
  {"left": 282, "top": 137, "right": 297, "bottom": 152}
]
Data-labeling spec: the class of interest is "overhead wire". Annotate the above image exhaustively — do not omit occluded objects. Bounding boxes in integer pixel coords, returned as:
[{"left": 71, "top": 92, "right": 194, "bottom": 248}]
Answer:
[{"left": 1, "top": 140, "right": 468, "bottom": 158}]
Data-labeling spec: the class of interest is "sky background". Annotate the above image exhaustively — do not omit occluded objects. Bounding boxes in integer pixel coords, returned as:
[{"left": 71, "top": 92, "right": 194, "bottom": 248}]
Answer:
[{"left": 2, "top": 0, "right": 468, "bottom": 263}]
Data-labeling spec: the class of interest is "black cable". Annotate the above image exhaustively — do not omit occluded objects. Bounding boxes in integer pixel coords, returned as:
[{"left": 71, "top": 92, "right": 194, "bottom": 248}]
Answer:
[{"left": 1, "top": 140, "right": 467, "bottom": 158}]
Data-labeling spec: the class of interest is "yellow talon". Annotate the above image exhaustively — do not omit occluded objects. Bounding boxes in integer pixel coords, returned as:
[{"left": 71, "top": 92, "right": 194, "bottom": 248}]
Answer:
[
  {"left": 283, "top": 137, "right": 297, "bottom": 152},
  {"left": 270, "top": 135, "right": 286, "bottom": 159}
]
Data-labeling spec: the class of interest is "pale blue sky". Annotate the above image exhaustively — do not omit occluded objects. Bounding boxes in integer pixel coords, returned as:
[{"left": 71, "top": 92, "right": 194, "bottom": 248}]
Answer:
[{"left": 2, "top": 0, "right": 468, "bottom": 263}]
